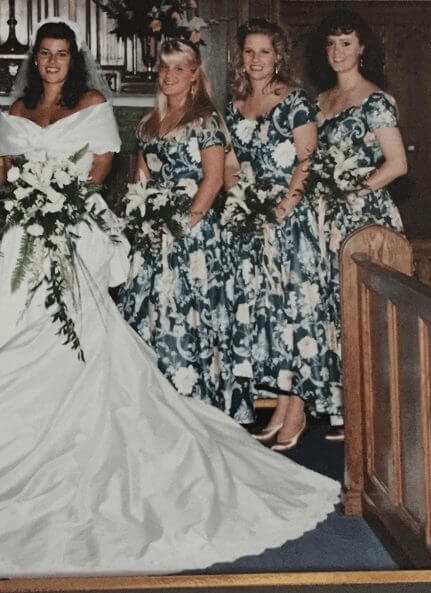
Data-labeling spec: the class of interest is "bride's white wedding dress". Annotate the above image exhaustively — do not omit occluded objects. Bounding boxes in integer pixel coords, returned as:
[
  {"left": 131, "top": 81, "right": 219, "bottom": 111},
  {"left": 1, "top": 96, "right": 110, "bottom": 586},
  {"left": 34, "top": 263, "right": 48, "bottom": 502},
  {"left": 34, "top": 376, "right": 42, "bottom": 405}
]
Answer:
[{"left": 0, "top": 102, "right": 339, "bottom": 577}]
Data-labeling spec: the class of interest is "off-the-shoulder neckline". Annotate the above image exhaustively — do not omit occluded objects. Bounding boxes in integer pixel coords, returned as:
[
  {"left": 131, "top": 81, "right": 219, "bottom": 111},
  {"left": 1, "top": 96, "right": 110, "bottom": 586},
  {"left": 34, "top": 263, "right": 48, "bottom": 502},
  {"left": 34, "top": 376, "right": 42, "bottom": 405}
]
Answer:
[
  {"left": 317, "top": 90, "right": 393, "bottom": 123},
  {"left": 3, "top": 102, "right": 108, "bottom": 130}
]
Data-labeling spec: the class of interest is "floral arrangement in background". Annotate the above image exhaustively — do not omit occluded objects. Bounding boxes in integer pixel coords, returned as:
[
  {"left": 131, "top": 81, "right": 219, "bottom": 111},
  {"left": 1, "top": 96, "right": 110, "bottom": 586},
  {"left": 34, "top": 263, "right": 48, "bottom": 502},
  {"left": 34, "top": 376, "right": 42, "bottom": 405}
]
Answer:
[
  {"left": 93, "top": 0, "right": 208, "bottom": 45},
  {"left": 220, "top": 162, "right": 286, "bottom": 236},
  {"left": 0, "top": 147, "right": 120, "bottom": 361}
]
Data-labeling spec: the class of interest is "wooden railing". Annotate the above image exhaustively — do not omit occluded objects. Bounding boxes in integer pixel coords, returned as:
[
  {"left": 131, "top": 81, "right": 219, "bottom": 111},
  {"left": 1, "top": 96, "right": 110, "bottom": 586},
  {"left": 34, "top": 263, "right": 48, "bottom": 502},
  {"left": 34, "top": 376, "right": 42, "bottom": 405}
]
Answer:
[{"left": 341, "top": 225, "right": 431, "bottom": 568}]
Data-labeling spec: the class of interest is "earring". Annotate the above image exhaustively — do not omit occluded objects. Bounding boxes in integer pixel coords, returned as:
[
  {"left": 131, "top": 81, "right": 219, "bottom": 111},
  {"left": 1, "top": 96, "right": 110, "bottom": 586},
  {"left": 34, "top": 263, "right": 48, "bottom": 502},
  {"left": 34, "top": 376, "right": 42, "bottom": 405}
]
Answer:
[
  {"left": 275, "top": 63, "right": 280, "bottom": 75},
  {"left": 190, "top": 83, "right": 196, "bottom": 98},
  {"left": 242, "top": 67, "right": 246, "bottom": 73},
  {"left": 360, "top": 56, "right": 364, "bottom": 70}
]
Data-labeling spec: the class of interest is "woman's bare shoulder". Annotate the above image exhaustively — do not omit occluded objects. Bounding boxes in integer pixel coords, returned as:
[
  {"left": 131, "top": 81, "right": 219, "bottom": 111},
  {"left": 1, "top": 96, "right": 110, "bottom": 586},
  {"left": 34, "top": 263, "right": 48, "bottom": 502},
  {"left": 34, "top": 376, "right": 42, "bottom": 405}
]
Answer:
[
  {"left": 78, "top": 89, "right": 107, "bottom": 109},
  {"left": 8, "top": 99, "right": 25, "bottom": 116}
]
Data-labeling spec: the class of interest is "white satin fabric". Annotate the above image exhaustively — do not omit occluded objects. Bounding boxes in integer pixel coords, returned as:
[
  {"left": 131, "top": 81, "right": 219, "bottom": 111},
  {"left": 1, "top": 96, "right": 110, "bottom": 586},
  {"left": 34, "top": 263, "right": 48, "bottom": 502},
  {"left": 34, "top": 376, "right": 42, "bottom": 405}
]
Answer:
[{"left": 0, "top": 106, "right": 339, "bottom": 577}]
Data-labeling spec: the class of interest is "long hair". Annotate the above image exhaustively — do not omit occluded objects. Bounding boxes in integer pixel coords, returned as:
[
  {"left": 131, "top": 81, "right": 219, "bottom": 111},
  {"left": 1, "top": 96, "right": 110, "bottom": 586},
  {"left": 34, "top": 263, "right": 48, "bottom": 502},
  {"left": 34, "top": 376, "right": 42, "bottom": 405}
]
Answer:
[
  {"left": 307, "top": 9, "right": 386, "bottom": 92},
  {"left": 22, "top": 21, "right": 88, "bottom": 109},
  {"left": 229, "top": 18, "right": 295, "bottom": 101},
  {"left": 140, "top": 39, "right": 225, "bottom": 139}
]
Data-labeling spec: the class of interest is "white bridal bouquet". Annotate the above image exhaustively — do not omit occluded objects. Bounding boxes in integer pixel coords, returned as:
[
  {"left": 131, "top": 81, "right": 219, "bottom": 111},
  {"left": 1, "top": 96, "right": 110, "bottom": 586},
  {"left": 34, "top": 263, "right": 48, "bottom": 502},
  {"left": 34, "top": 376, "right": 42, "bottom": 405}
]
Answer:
[
  {"left": 304, "top": 141, "right": 375, "bottom": 205},
  {"left": 121, "top": 176, "right": 193, "bottom": 252},
  {"left": 0, "top": 146, "right": 119, "bottom": 361},
  {"left": 220, "top": 162, "right": 286, "bottom": 235}
]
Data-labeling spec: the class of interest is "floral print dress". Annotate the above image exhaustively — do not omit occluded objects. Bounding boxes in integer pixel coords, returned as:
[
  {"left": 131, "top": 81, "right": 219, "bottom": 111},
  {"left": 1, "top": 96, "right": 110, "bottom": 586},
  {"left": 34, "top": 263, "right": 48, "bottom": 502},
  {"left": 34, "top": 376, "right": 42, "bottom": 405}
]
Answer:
[
  {"left": 315, "top": 91, "right": 404, "bottom": 419},
  {"left": 119, "top": 113, "right": 247, "bottom": 420},
  {"left": 225, "top": 89, "right": 328, "bottom": 412}
]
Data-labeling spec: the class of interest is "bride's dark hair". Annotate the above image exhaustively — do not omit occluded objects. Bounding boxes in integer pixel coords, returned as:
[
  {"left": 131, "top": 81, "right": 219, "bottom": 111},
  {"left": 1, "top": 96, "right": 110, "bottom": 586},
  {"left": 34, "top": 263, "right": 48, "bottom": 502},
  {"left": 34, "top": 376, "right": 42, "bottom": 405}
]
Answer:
[{"left": 22, "top": 21, "right": 88, "bottom": 109}]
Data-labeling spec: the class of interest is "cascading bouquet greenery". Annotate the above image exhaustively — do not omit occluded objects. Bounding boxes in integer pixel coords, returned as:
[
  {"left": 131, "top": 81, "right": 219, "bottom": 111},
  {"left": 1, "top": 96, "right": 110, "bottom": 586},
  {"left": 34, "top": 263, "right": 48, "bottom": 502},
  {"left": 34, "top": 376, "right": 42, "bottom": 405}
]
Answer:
[
  {"left": 121, "top": 175, "right": 194, "bottom": 253},
  {"left": 220, "top": 162, "right": 286, "bottom": 236},
  {"left": 0, "top": 146, "right": 120, "bottom": 361},
  {"left": 302, "top": 141, "right": 375, "bottom": 206},
  {"left": 92, "top": 0, "right": 207, "bottom": 45}
]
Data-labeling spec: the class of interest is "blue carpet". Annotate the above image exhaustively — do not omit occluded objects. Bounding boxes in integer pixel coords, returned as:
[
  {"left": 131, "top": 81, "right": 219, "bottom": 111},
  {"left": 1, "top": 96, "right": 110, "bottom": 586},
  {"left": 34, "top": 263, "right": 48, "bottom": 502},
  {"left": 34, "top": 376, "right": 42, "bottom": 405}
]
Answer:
[{"left": 199, "top": 417, "right": 398, "bottom": 574}]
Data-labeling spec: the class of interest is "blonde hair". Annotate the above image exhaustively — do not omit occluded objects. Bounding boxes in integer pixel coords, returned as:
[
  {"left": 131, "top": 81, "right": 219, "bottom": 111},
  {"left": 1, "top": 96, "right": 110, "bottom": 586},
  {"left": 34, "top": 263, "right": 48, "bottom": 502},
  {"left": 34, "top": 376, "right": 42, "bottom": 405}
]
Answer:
[
  {"left": 139, "top": 39, "right": 226, "bottom": 139},
  {"left": 230, "top": 19, "right": 296, "bottom": 101}
]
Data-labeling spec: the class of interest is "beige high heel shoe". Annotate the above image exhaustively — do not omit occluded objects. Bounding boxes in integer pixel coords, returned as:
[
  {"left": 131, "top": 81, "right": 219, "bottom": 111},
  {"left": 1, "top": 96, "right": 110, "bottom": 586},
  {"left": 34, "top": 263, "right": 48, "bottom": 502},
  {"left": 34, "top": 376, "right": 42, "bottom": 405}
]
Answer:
[
  {"left": 271, "top": 416, "right": 306, "bottom": 453},
  {"left": 252, "top": 423, "right": 283, "bottom": 443}
]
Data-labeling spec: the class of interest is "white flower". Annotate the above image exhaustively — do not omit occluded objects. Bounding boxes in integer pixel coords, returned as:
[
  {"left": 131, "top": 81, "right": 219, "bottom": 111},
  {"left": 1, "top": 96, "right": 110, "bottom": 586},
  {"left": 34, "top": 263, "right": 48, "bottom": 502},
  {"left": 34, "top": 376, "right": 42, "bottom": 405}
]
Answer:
[
  {"left": 241, "top": 259, "right": 253, "bottom": 283},
  {"left": 146, "top": 153, "right": 163, "bottom": 172},
  {"left": 152, "top": 193, "right": 169, "bottom": 210},
  {"left": 300, "top": 364, "right": 311, "bottom": 379},
  {"left": 26, "top": 223, "right": 44, "bottom": 237},
  {"left": 7, "top": 167, "right": 20, "bottom": 183},
  {"left": 43, "top": 188, "right": 66, "bottom": 213},
  {"left": 54, "top": 169, "right": 71, "bottom": 187},
  {"left": 236, "top": 120, "right": 257, "bottom": 144},
  {"left": 173, "top": 365, "right": 198, "bottom": 395},
  {"left": 236, "top": 303, "right": 250, "bottom": 324},
  {"left": 40, "top": 162, "right": 54, "bottom": 186},
  {"left": 277, "top": 369, "right": 293, "bottom": 391},
  {"left": 172, "top": 325, "right": 185, "bottom": 338},
  {"left": 186, "top": 16, "right": 208, "bottom": 31},
  {"left": 180, "top": 178, "right": 198, "bottom": 198},
  {"left": 4, "top": 200, "right": 14, "bottom": 211},
  {"left": 297, "top": 336, "right": 318, "bottom": 359},
  {"left": 14, "top": 186, "right": 33, "bottom": 200},
  {"left": 281, "top": 325, "right": 293, "bottom": 347},
  {"left": 187, "top": 307, "right": 200, "bottom": 328},
  {"left": 233, "top": 360, "right": 253, "bottom": 378},
  {"left": 273, "top": 140, "right": 296, "bottom": 168},
  {"left": 189, "top": 250, "right": 207, "bottom": 280},
  {"left": 300, "top": 281, "right": 320, "bottom": 314},
  {"left": 225, "top": 276, "right": 234, "bottom": 301}
]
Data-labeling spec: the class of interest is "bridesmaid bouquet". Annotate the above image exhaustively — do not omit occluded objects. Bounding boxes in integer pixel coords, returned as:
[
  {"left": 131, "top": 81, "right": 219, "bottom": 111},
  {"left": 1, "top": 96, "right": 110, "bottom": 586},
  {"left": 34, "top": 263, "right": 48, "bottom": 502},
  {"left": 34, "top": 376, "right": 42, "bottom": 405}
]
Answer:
[
  {"left": 220, "top": 162, "right": 286, "bottom": 235},
  {"left": 304, "top": 141, "right": 375, "bottom": 205},
  {"left": 0, "top": 145, "right": 120, "bottom": 361},
  {"left": 121, "top": 176, "right": 192, "bottom": 252}
]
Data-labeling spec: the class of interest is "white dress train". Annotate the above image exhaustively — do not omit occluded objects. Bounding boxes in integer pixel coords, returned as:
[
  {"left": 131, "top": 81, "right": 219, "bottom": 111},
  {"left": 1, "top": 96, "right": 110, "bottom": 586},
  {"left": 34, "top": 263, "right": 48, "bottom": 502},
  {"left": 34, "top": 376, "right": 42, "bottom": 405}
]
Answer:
[{"left": 0, "top": 103, "right": 339, "bottom": 577}]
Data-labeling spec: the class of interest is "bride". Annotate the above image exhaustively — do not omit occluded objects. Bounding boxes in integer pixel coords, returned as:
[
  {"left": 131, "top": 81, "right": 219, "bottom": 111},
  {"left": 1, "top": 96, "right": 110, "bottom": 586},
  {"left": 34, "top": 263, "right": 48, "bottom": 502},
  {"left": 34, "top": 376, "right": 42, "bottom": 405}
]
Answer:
[{"left": 0, "top": 18, "right": 339, "bottom": 577}]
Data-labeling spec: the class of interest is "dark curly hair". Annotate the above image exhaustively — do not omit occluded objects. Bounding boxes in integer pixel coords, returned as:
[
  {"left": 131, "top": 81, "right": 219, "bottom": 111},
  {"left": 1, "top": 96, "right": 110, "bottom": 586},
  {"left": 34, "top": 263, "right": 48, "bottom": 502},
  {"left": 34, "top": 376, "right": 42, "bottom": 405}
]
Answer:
[
  {"left": 230, "top": 18, "right": 296, "bottom": 100},
  {"left": 307, "top": 9, "right": 386, "bottom": 92},
  {"left": 21, "top": 21, "right": 88, "bottom": 109}
]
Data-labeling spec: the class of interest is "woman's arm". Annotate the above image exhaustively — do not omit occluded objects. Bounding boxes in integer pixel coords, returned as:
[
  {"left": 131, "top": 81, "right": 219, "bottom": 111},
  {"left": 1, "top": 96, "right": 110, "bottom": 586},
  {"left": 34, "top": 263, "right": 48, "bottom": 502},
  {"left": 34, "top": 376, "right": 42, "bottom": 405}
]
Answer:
[
  {"left": 89, "top": 152, "right": 114, "bottom": 184},
  {"left": 188, "top": 145, "right": 225, "bottom": 227},
  {"left": 357, "top": 127, "right": 407, "bottom": 196},
  {"left": 274, "top": 122, "right": 317, "bottom": 222},
  {"left": 224, "top": 148, "right": 240, "bottom": 189},
  {"left": 133, "top": 152, "right": 151, "bottom": 182}
]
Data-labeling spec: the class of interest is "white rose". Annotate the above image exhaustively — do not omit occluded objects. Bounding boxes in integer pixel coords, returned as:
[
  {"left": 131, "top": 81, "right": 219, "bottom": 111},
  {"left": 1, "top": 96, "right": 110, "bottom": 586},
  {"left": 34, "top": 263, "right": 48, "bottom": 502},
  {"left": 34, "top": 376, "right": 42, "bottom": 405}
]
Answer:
[
  {"left": 236, "top": 120, "right": 257, "bottom": 144},
  {"left": 181, "top": 178, "right": 198, "bottom": 198},
  {"left": 277, "top": 369, "right": 293, "bottom": 391},
  {"left": 54, "top": 170, "right": 71, "bottom": 187},
  {"left": 173, "top": 365, "right": 198, "bottom": 395},
  {"left": 233, "top": 360, "right": 253, "bottom": 378},
  {"left": 146, "top": 153, "right": 163, "bottom": 172},
  {"left": 273, "top": 140, "right": 296, "bottom": 168},
  {"left": 26, "top": 223, "right": 44, "bottom": 237},
  {"left": 189, "top": 250, "right": 207, "bottom": 280},
  {"left": 297, "top": 336, "right": 318, "bottom": 359},
  {"left": 236, "top": 303, "right": 250, "bottom": 324},
  {"left": 4, "top": 200, "right": 14, "bottom": 211},
  {"left": 7, "top": 167, "right": 20, "bottom": 183}
]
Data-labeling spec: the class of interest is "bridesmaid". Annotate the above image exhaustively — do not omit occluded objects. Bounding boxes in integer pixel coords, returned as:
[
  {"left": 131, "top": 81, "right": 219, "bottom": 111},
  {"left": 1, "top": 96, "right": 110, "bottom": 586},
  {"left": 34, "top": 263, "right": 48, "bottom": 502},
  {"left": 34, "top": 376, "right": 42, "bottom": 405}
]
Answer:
[
  {"left": 306, "top": 9, "right": 407, "bottom": 440},
  {"left": 224, "top": 19, "right": 322, "bottom": 449},
  {"left": 119, "top": 39, "right": 248, "bottom": 420}
]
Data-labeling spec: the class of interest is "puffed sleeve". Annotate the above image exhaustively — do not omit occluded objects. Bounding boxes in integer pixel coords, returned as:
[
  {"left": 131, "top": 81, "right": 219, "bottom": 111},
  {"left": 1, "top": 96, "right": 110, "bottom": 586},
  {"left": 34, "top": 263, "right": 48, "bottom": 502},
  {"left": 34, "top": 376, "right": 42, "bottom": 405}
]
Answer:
[
  {"left": 287, "top": 89, "right": 317, "bottom": 130},
  {"left": 364, "top": 92, "right": 398, "bottom": 130},
  {"left": 197, "top": 112, "right": 228, "bottom": 150}
]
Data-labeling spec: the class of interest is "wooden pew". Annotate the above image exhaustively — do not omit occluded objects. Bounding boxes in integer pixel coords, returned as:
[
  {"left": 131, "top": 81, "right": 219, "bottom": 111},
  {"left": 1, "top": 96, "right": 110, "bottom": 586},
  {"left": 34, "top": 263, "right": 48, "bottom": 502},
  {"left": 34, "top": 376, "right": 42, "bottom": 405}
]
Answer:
[
  {"left": 412, "top": 240, "right": 431, "bottom": 287},
  {"left": 341, "top": 224, "right": 431, "bottom": 567}
]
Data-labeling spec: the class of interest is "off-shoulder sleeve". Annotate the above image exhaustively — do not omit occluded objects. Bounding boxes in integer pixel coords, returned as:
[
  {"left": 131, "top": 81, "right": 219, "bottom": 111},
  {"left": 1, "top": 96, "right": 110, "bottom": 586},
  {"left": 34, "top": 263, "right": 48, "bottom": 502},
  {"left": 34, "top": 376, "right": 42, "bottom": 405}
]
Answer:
[
  {"left": 364, "top": 92, "right": 398, "bottom": 130},
  {"left": 287, "top": 89, "right": 317, "bottom": 130},
  {"left": 197, "top": 112, "right": 227, "bottom": 150}
]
